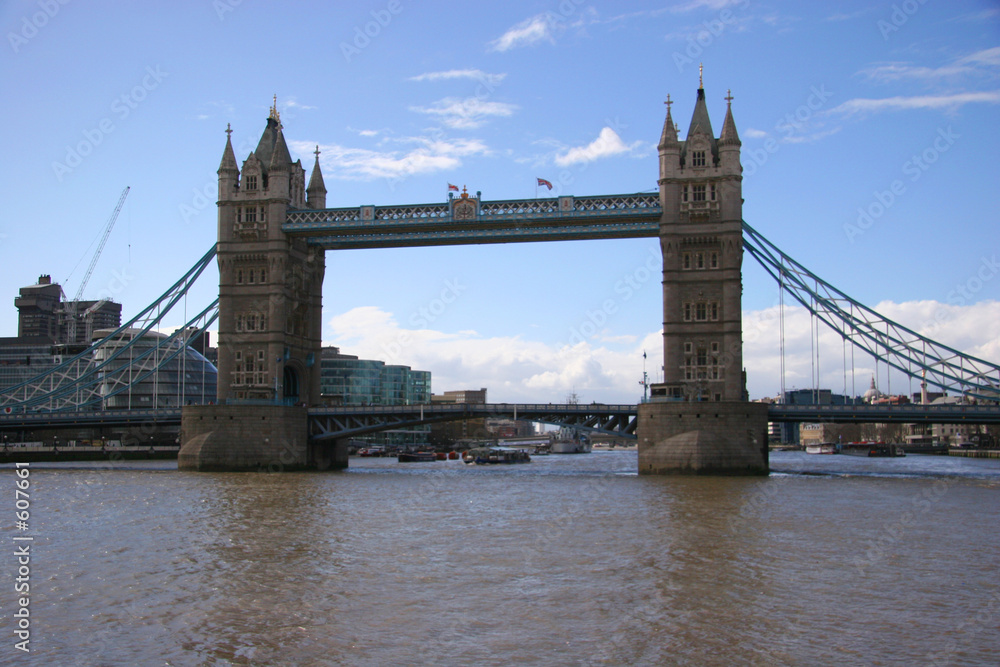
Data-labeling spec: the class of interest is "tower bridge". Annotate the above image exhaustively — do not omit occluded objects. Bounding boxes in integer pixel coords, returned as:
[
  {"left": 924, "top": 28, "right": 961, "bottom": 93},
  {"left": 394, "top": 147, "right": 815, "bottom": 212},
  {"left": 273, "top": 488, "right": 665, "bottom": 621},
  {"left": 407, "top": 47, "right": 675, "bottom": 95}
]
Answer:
[{"left": 4, "top": 88, "right": 999, "bottom": 472}]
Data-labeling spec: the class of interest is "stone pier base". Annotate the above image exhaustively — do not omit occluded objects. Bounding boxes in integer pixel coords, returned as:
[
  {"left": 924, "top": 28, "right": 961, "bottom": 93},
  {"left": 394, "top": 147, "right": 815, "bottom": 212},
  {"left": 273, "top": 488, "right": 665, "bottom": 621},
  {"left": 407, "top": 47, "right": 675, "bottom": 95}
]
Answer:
[
  {"left": 637, "top": 401, "right": 769, "bottom": 475},
  {"left": 179, "top": 404, "right": 347, "bottom": 472}
]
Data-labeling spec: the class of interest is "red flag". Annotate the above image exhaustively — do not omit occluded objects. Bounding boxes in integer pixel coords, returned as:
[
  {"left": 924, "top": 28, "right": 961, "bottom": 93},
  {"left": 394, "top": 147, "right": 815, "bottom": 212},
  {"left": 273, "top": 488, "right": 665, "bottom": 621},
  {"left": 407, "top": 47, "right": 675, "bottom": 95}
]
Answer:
[
  {"left": 537, "top": 177, "right": 553, "bottom": 190},
  {"left": 447, "top": 183, "right": 459, "bottom": 192}
]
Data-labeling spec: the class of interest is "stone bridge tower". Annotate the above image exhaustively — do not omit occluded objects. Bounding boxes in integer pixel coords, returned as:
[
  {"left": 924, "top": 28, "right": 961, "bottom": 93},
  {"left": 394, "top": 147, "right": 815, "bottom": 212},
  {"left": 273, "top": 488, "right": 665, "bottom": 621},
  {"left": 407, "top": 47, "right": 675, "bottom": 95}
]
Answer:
[
  {"left": 637, "top": 77, "right": 769, "bottom": 475},
  {"left": 215, "top": 101, "right": 326, "bottom": 405},
  {"left": 179, "top": 101, "right": 341, "bottom": 471}
]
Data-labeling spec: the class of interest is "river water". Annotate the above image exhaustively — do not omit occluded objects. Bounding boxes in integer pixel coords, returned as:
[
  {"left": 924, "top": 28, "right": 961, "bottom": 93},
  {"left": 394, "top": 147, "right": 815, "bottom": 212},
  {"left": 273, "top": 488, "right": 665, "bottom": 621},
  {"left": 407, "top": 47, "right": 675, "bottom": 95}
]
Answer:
[{"left": 2, "top": 450, "right": 999, "bottom": 666}]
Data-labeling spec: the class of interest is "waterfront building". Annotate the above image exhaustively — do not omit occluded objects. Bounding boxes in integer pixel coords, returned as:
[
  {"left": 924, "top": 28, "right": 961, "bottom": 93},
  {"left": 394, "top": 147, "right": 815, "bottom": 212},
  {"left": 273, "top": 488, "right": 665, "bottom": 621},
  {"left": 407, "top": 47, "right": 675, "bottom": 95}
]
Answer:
[
  {"left": 774, "top": 389, "right": 856, "bottom": 445},
  {"left": 90, "top": 329, "right": 217, "bottom": 409},
  {"left": 430, "top": 388, "right": 489, "bottom": 444},
  {"left": 319, "top": 346, "right": 431, "bottom": 447}
]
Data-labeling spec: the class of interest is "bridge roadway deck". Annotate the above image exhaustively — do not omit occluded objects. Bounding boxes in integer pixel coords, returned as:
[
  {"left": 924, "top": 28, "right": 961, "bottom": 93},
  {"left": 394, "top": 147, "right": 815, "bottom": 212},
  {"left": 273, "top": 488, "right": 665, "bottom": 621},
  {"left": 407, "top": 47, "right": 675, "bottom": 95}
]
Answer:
[
  {"left": 767, "top": 403, "right": 1000, "bottom": 423},
  {"left": 307, "top": 403, "right": 641, "bottom": 440},
  {"left": 1, "top": 403, "right": 998, "bottom": 436},
  {"left": 282, "top": 194, "right": 662, "bottom": 249}
]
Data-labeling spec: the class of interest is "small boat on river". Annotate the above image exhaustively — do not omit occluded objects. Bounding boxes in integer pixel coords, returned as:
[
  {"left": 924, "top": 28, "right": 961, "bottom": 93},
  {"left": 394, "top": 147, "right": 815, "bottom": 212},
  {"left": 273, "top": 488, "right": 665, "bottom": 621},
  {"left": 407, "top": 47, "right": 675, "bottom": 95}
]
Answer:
[
  {"left": 805, "top": 442, "right": 837, "bottom": 455},
  {"left": 397, "top": 451, "right": 437, "bottom": 462},
  {"left": 462, "top": 447, "right": 531, "bottom": 465},
  {"left": 839, "top": 441, "right": 905, "bottom": 457}
]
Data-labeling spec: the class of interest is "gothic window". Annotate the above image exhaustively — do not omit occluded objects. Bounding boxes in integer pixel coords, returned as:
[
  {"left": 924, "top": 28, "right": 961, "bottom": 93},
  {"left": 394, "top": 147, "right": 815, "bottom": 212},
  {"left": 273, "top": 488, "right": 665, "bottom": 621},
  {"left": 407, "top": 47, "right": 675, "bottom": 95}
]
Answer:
[
  {"left": 259, "top": 206, "right": 267, "bottom": 222},
  {"left": 246, "top": 175, "right": 258, "bottom": 190},
  {"left": 710, "top": 252, "right": 718, "bottom": 269},
  {"left": 682, "top": 185, "right": 688, "bottom": 203},
  {"left": 236, "top": 269, "right": 243, "bottom": 284},
  {"left": 692, "top": 185, "right": 706, "bottom": 202},
  {"left": 684, "top": 342, "right": 693, "bottom": 354},
  {"left": 697, "top": 348, "right": 708, "bottom": 366},
  {"left": 696, "top": 303, "right": 707, "bottom": 321},
  {"left": 248, "top": 270, "right": 255, "bottom": 285},
  {"left": 684, "top": 303, "right": 692, "bottom": 321},
  {"left": 245, "top": 207, "right": 257, "bottom": 223},
  {"left": 711, "top": 342, "right": 720, "bottom": 353},
  {"left": 710, "top": 183, "right": 716, "bottom": 201},
  {"left": 711, "top": 302, "right": 719, "bottom": 320},
  {"left": 692, "top": 151, "right": 706, "bottom": 167},
  {"left": 683, "top": 253, "right": 691, "bottom": 270},
  {"left": 260, "top": 268, "right": 266, "bottom": 283},
  {"left": 696, "top": 253, "right": 704, "bottom": 269}
]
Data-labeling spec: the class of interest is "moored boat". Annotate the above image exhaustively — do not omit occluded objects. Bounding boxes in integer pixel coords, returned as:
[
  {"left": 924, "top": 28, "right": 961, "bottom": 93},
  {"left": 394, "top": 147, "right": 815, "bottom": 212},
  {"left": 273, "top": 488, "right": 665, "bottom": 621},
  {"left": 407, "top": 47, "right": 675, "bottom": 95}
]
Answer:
[
  {"left": 462, "top": 447, "right": 531, "bottom": 464},
  {"left": 839, "top": 441, "right": 905, "bottom": 457},
  {"left": 805, "top": 442, "right": 837, "bottom": 455},
  {"left": 550, "top": 427, "right": 591, "bottom": 454},
  {"left": 397, "top": 451, "right": 437, "bottom": 462}
]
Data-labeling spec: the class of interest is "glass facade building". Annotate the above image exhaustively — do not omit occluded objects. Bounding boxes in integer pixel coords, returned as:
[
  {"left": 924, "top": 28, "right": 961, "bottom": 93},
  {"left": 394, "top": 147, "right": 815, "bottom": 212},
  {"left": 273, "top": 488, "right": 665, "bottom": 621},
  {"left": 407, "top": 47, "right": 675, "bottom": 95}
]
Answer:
[
  {"left": 319, "top": 347, "right": 431, "bottom": 446},
  {"left": 0, "top": 330, "right": 217, "bottom": 411}
]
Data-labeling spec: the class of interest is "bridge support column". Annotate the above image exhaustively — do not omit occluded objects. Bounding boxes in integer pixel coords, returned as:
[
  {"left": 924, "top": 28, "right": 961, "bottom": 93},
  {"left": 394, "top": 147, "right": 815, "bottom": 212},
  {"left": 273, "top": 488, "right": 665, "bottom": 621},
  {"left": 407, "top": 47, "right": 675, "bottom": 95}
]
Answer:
[
  {"left": 179, "top": 404, "right": 318, "bottom": 471},
  {"left": 309, "top": 438, "right": 349, "bottom": 471},
  {"left": 637, "top": 401, "right": 769, "bottom": 475}
]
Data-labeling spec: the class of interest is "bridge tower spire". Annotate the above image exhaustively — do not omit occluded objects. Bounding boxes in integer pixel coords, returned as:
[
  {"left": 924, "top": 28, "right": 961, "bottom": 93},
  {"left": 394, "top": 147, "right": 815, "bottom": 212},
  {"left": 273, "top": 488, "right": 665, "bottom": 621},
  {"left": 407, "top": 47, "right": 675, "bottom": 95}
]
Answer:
[{"left": 638, "top": 81, "right": 769, "bottom": 475}]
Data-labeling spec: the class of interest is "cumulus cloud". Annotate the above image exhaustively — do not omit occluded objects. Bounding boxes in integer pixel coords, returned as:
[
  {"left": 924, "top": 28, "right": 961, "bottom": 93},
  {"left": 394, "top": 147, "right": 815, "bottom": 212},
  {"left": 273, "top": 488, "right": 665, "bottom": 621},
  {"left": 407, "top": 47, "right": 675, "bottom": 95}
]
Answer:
[
  {"left": 554, "top": 127, "right": 644, "bottom": 167},
  {"left": 409, "top": 97, "right": 518, "bottom": 129},
  {"left": 409, "top": 69, "right": 507, "bottom": 87},
  {"left": 288, "top": 136, "right": 489, "bottom": 181},
  {"left": 327, "top": 306, "right": 660, "bottom": 404}
]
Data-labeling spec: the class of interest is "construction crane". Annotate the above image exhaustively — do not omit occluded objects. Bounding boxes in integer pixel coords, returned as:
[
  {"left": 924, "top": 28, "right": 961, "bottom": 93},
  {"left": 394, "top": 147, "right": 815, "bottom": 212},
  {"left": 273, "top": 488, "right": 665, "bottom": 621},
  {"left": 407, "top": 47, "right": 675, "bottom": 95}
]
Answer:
[{"left": 64, "top": 186, "right": 130, "bottom": 344}]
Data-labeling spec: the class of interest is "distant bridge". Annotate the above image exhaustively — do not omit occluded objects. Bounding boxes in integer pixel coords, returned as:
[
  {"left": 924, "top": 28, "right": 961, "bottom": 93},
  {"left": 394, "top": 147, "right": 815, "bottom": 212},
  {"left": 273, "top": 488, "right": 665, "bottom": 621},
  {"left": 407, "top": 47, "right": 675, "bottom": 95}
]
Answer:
[{"left": 3, "top": 402, "right": 999, "bottom": 441}]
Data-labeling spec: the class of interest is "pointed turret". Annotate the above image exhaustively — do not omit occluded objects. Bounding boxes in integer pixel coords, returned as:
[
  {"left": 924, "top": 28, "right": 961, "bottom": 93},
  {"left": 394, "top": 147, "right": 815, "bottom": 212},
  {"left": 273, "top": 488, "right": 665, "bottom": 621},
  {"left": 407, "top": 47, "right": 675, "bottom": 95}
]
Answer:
[
  {"left": 307, "top": 145, "right": 327, "bottom": 209},
  {"left": 719, "top": 90, "right": 741, "bottom": 147},
  {"left": 219, "top": 123, "right": 239, "bottom": 174},
  {"left": 684, "top": 85, "right": 718, "bottom": 165},
  {"left": 269, "top": 128, "right": 292, "bottom": 172},
  {"left": 658, "top": 95, "right": 679, "bottom": 150},
  {"left": 254, "top": 117, "right": 279, "bottom": 174},
  {"left": 218, "top": 123, "right": 239, "bottom": 201}
]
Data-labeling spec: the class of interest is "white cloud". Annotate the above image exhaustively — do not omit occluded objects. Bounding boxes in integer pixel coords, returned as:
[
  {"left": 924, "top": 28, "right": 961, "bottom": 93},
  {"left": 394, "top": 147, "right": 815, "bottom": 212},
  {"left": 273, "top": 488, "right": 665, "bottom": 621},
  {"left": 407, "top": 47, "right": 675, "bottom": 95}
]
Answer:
[
  {"left": 327, "top": 306, "right": 659, "bottom": 404},
  {"left": 827, "top": 91, "right": 1000, "bottom": 117},
  {"left": 861, "top": 48, "right": 1000, "bottom": 84},
  {"left": 409, "top": 69, "right": 507, "bottom": 87},
  {"left": 743, "top": 300, "right": 1000, "bottom": 400},
  {"left": 489, "top": 14, "right": 556, "bottom": 52},
  {"left": 554, "top": 127, "right": 644, "bottom": 167},
  {"left": 410, "top": 97, "right": 518, "bottom": 129},
  {"left": 288, "top": 136, "right": 489, "bottom": 181},
  {"left": 325, "top": 300, "right": 1000, "bottom": 404},
  {"left": 670, "top": 0, "right": 748, "bottom": 12},
  {"left": 281, "top": 98, "right": 317, "bottom": 112}
]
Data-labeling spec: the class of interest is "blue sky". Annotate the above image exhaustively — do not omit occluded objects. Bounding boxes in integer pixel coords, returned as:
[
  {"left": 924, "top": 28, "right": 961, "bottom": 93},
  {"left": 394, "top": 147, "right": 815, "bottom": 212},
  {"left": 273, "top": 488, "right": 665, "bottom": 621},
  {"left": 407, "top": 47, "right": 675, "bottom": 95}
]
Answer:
[{"left": 2, "top": 0, "right": 998, "bottom": 403}]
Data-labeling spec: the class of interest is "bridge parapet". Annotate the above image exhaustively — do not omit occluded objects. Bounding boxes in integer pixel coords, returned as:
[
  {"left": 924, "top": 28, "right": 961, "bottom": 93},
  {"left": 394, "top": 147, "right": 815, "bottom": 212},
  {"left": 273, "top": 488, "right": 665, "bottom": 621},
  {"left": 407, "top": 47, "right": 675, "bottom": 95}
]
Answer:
[{"left": 283, "top": 193, "right": 662, "bottom": 235}]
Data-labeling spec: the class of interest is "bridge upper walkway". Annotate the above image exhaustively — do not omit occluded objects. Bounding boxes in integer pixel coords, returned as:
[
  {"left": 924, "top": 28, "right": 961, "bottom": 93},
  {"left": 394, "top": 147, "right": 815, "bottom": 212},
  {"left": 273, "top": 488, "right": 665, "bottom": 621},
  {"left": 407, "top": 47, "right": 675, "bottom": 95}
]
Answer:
[{"left": 283, "top": 193, "right": 662, "bottom": 248}]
